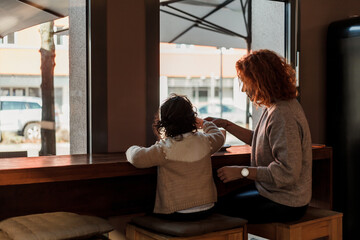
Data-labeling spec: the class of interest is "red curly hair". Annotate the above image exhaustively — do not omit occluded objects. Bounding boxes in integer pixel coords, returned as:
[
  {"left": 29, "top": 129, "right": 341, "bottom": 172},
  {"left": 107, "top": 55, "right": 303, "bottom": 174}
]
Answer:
[{"left": 236, "top": 49, "right": 297, "bottom": 107}]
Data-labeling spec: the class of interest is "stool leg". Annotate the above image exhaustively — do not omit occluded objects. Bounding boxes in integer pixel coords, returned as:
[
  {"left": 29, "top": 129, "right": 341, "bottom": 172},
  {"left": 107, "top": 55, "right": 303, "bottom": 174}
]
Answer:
[
  {"left": 330, "top": 217, "right": 342, "bottom": 240},
  {"left": 126, "top": 224, "right": 138, "bottom": 240},
  {"left": 243, "top": 225, "right": 248, "bottom": 240}
]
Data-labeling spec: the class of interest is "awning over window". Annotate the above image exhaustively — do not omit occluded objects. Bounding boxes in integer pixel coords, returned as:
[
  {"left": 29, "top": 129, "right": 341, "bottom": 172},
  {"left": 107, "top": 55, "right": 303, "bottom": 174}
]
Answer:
[
  {"left": 1, "top": 0, "right": 249, "bottom": 48},
  {"left": 0, "top": 0, "right": 68, "bottom": 38},
  {"left": 160, "top": 0, "right": 250, "bottom": 49}
]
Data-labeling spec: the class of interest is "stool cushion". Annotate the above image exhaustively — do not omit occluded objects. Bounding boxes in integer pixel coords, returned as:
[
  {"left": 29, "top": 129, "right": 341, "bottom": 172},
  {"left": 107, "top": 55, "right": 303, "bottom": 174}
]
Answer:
[
  {"left": 0, "top": 212, "right": 113, "bottom": 240},
  {"left": 131, "top": 214, "right": 247, "bottom": 237},
  {"left": 0, "top": 230, "right": 12, "bottom": 240}
]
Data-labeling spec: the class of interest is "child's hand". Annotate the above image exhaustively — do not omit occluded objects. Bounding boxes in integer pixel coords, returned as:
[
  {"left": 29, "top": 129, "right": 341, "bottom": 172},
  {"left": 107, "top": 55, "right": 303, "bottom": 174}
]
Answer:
[
  {"left": 204, "top": 117, "right": 229, "bottom": 129},
  {"left": 196, "top": 117, "right": 204, "bottom": 129}
]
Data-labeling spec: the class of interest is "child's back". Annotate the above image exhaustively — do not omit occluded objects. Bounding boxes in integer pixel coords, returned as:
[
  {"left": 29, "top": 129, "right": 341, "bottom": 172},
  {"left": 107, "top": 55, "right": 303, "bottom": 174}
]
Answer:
[{"left": 126, "top": 94, "right": 225, "bottom": 219}]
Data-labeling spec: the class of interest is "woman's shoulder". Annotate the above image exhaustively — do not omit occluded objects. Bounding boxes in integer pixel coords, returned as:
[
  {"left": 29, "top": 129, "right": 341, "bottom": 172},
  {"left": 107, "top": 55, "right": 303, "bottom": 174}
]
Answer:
[
  {"left": 267, "top": 99, "right": 309, "bottom": 130},
  {"left": 268, "top": 99, "right": 301, "bottom": 115},
  {"left": 265, "top": 99, "right": 299, "bottom": 123}
]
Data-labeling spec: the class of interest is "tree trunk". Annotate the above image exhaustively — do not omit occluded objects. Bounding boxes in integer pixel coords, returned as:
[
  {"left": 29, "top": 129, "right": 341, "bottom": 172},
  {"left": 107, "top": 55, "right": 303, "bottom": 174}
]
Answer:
[{"left": 39, "top": 22, "right": 56, "bottom": 156}]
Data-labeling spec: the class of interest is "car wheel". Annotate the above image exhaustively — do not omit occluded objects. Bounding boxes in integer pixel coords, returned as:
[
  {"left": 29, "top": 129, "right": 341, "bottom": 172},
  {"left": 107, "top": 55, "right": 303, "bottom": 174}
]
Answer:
[{"left": 24, "top": 123, "right": 41, "bottom": 140}]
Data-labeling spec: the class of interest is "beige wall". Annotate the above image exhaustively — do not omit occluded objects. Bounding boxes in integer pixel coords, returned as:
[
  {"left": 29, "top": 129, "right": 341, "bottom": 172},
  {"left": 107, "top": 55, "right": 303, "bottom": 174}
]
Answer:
[
  {"left": 160, "top": 45, "right": 246, "bottom": 78},
  {"left": 0, "top": 18, "right": 69, "bottom": 76},
  {"left": 300, "top": 0, "right": 360, "bottom": 143},
  {"left": 0, "top": 48, "right": 68, "bottom": 75}
]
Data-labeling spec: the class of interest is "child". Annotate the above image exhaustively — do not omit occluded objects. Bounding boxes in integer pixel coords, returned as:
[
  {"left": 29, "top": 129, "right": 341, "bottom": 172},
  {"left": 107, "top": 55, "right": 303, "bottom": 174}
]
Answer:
[{"left": 126, "top": 94, "right": 225, "bottom": 221}]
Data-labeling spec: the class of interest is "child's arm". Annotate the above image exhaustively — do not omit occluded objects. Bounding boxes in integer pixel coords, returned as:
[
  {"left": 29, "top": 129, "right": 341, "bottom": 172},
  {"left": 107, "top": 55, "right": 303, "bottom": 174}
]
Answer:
[
  {"left": 202, "top": 120, "right": 225, "bottom": 154},
  {"left": 126, "top": 143, "right": 166, "bottom": 168}
]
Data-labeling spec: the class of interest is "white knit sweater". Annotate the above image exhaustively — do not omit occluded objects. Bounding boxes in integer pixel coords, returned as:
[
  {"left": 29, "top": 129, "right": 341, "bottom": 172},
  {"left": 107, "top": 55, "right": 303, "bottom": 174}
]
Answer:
[{"left": 126, "top": 121, "right": 225, "bottom": 214}]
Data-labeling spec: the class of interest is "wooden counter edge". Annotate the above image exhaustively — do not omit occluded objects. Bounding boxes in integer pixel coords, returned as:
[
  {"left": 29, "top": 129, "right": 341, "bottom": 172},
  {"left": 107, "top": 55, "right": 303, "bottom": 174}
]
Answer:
[{"left": 0, "top": 145, "right": 331, "bottom": 186}]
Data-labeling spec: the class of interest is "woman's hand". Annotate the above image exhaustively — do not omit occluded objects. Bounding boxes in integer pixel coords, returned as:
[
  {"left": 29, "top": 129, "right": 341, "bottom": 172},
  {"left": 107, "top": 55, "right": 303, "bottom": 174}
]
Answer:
[
  {"left": 204, "top": 117, "right": 229, "bottom": 129},
  {"left": 217, "top": 166, "right": 243, "bottom": 183}
]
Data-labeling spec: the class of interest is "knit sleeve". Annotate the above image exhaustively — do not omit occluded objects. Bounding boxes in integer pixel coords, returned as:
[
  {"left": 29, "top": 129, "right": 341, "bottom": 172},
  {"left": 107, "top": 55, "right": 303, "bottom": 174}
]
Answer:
[
  {"left": 203, "top": 120, "right": 225, "bottom": 154},
  {"left": 126, "top": 142, "right": 166, "bottom": 168},
  {"left": 256, "top": 109, "right": 303, "bottom": 187}
]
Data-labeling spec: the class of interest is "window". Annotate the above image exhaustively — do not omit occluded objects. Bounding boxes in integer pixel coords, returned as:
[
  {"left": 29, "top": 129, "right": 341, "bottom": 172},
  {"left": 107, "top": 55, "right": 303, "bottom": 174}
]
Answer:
[
  {"left": 160, "top": 0, "right": 294, "bottom": 145},
  {"left": 28, "top": 102, "right": 41, "bottom": 109},
  {"left": 2, "top": 101, "right": 25, "bottom": 110},
  {"left": 7, "top": 33, "right": 15, "bottom": 44},
  {"left": 0, "top": 88, "right": 10, "bottom": 96},
  {"left": 13, "top": 88, "right": 25, "bottom": 96},
  {"left": 0, "top": 1, "right": 87, "bottom": 156},
  {"left": 214, "top": 87, "right": 220, "bottom": 97},
  {"left": 0, "top": 33, "right": 15, "bottom": 45},
  {"left": 29, "top": 88, "right": 41, "bottom": 97},
  {"left": 54, "top": 26, "right": 65, "bottom": 46},
  {"left": 198, "top": 88, "right": 208, "bottom": 102}
]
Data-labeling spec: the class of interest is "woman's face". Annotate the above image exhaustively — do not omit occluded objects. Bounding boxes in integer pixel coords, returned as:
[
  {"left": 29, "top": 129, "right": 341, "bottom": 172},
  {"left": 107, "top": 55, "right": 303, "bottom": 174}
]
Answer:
[
  {"left": 239, "top": 79, "right": 247, "bottom": 93},
  {"left": 241, "top": 83, "right": 246, "bottom": 93},
  {"left": 239, "top": 78, "right": 253, "bottom": 100}
]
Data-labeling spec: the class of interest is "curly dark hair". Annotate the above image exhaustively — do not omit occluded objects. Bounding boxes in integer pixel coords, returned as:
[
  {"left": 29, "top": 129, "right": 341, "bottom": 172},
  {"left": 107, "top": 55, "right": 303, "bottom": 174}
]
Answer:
[
  {"left": 236, "top": 49, "right": 297, "bottom": 107},
  {"left": 153, "top": 94, "right": 198, "bottom": 140}
]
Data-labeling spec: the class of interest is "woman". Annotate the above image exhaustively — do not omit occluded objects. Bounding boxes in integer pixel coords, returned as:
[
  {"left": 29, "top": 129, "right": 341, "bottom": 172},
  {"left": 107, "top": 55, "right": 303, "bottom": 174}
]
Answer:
[{"left": 206, "top": 49, "right": 312, "bottom": 223}]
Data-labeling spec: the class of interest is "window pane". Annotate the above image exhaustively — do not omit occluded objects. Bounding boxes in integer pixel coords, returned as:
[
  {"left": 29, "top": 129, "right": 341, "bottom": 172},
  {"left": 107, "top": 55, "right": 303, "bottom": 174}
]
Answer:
[
  {"left": 0, "top": 88, "right": 10, "bottom": 96},
  {"left": 0, "top": 1, "right": 87, "bottom": 157},
  {"left": 7, "top": 33, "right": 15, "bottom": 44},
  {"left": 13, "top": 88, "right": 25, "bottom": 96},
  {"left": 160, "top": 44, "right": 248, "bottom": 145},
  {"left": 28, "top": 102, "right": 41, "bottom": 109},
  {"left": 29, "top": 88, "right": 40, "bottom": 97},
  {"left": 2, "top": 101, "right": 24, "bottom": 110},
  {"left": 160, "top": 1, "right": 286, "bottom": 146},
  {"left": 159, "top": 1, "right": 250, "bottom": 145},
  {"left": 55, "top": 27, "right": 64, "bottom": 46}
]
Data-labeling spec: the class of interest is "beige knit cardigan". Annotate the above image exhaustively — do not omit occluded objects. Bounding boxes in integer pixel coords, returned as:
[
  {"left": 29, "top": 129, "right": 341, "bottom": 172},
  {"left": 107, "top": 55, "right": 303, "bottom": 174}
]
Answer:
[{"left": 126, "top": 121, "right": 225, "bottom": 214}]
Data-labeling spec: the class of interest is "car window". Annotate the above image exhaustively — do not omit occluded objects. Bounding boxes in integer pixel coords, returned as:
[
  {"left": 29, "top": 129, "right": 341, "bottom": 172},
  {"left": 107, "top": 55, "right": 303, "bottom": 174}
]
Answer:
[
  {"left": 199, "top": 104, "right": 234, "bottom": 114},
  {"left": 199, "top": 106, "right": 208, "bottom": 114},
  {"left": 28, "top": 102, "right": 41, "bottom": 109},
  {"left": 222, "top": 105, "right": 232, "bottom": 113},
  {"left": 1, "top": 101, "right": 25, "bottom": 110}
]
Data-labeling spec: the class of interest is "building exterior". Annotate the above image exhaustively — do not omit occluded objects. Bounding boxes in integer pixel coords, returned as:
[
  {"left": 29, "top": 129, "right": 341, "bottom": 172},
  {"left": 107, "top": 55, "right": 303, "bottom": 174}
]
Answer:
[
  {"left": 1, "top": 19, "right": 248, "bottom": 150},
  {"left": 0, "top": 18, "right": 70, "bottom": 132}
]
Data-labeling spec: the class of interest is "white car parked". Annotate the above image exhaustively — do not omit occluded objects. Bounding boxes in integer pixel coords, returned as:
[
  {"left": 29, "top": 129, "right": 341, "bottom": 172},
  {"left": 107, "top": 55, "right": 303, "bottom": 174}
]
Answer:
[
  {"left": 197, "top": 103, "right": 246, "bottom": 124},
  {"left": 0, "top": 96, "right": 42, "bottom": 140}
]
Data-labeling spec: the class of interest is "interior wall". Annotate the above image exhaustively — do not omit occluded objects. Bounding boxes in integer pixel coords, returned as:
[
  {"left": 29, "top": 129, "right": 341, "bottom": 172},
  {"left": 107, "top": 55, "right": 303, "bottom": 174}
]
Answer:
[
  {"left": 299, "top": 0, "right": 360, "bottom": 143},
  {"left": 107, "top": 0, "right": 147, "bottom": 152}
]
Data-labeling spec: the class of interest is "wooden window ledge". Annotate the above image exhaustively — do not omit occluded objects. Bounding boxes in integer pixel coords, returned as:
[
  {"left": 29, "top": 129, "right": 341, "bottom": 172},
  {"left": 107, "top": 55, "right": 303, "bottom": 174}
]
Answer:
[{"left": 0, "top": 145, "right": 330, "bottom": 186}]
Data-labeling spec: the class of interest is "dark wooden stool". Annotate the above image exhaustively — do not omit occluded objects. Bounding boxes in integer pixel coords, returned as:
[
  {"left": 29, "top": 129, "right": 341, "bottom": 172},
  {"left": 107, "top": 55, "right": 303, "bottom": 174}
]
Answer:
[
  {"left": 126, "top": 213, "right": 248, "bottom": 240},
  {"left": 248, "top": 207, "right": 343, "bottom": 240}
]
